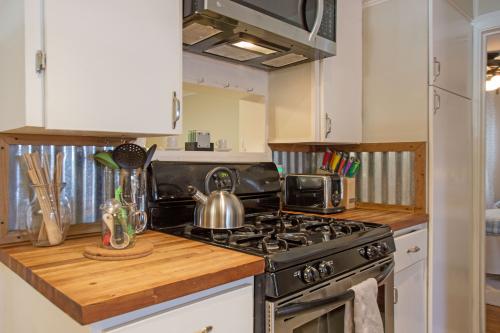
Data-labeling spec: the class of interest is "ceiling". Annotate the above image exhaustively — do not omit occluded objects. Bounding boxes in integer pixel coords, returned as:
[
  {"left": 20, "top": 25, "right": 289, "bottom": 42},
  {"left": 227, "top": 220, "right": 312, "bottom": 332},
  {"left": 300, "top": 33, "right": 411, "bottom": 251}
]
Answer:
[{"left": 488, "top": 34, "right": 500, "bottom": 52}]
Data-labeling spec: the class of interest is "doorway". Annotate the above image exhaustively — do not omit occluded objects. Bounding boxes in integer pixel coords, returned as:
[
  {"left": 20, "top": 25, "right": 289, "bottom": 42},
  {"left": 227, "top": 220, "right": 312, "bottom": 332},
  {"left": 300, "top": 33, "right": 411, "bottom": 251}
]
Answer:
[
  {"left": 484, "top": 31, "right": 500, "bottom": 333},
  {"left": 473, "top": 12, "right": 500, "bottom": 333}
]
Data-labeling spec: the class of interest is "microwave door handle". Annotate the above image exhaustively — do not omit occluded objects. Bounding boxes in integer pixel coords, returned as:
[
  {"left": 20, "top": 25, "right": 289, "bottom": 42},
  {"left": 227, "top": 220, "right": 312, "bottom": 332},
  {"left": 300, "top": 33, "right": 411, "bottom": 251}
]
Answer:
[
  {"left": 376, "top": 261, "right": 395, "bottom": 285},
  {"left": 275, "top": 289, "right": 354, "bottom": 318},
  {"left": 308, "top": 0, "right": 324, "bottom": 41}
]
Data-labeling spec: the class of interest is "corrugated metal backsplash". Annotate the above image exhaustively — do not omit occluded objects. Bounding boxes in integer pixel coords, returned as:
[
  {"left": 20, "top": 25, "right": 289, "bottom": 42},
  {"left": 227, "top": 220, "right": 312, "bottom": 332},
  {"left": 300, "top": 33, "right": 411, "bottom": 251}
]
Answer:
[
  {"left": 272, "top": 151, "right": 415, "bottom": 206},
  {"left": 8, "top": 145, "right": 116, "bottom": 230}
]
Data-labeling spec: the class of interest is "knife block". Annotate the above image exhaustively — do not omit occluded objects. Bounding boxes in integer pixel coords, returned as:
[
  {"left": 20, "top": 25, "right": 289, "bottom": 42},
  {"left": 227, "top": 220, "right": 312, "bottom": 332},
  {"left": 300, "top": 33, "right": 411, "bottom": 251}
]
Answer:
[{"left": 342, "top": 177, "right": 356, "bottom": 210}]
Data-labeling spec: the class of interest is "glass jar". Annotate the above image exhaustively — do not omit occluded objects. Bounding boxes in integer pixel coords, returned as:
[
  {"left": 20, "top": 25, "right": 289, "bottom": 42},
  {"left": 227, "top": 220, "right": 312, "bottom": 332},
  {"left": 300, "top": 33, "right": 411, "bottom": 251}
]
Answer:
[
  {"left": 100, "top": 201, "right": 147, "bottom": 249},
  {"left": 26, "top": 183, "right": 71, "bottom": 247}
]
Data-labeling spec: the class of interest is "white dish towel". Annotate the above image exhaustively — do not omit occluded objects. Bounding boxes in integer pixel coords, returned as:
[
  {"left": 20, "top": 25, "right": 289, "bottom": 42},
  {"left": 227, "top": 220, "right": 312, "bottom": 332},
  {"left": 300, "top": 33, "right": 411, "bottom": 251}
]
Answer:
[{"left": 346, "top": 278, "right": 384, "bottom": 333}]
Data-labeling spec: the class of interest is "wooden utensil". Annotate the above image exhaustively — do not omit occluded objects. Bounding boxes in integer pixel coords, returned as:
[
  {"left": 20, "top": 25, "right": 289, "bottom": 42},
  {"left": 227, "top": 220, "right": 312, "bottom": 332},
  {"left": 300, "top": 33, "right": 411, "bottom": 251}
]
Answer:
[{"left": 23, "top": 152, "right": 64, "bottom": 245}]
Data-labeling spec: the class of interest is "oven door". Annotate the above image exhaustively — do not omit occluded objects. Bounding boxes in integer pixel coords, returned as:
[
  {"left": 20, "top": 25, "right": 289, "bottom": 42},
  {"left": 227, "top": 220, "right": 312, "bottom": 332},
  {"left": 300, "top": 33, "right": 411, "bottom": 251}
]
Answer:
[{"left": 267, "top": 259, "right": 394, "bottom": 333}]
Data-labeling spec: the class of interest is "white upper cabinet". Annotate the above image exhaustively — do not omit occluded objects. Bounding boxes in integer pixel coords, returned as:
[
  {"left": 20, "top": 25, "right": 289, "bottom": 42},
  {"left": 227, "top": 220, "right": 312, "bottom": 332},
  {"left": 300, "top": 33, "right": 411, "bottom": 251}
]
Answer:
[
  {"left": 0, "top": 0, "right": 182, "bottom": 136},
  {"left": 268, "top": 0, "right": 362, "bottom": 144},
  {"left": 320, "top": 0, "right": 362, "bottom": 143},
  {"left": 431, "top": 0, "right": 472, "bottom": 98}
]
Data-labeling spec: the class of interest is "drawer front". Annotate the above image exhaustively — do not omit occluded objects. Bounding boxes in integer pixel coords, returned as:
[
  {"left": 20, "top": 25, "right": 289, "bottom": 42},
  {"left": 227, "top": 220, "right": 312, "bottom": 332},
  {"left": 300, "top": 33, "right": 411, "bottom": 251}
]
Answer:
[
  {"left": 106, "top": 284, "right": 253, "bottom": 333},
  {"left": 394, "top": 229, "right": 427, "bottom": 273}
]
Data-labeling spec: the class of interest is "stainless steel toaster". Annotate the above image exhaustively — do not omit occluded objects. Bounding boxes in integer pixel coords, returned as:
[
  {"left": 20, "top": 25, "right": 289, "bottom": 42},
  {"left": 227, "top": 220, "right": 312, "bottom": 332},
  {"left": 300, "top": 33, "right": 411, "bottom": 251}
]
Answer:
[{"left": 283, "top": 174, "right": 344, "bottom": 214}]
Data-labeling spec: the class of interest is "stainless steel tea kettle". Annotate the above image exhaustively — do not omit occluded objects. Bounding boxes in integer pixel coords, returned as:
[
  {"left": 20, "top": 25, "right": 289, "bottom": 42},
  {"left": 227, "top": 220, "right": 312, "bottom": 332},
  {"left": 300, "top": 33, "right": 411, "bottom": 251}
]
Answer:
[{"left": 187, "top": 167, "right": 244, "bottom": 229}]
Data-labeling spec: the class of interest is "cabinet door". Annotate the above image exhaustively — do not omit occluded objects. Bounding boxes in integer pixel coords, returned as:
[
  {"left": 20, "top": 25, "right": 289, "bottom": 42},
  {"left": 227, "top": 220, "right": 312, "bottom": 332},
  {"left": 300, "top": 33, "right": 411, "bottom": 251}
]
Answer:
[
  {"left": 320, "top": 0, "right": 362, "bottom": 143},
  {"left": 432, "top": 0, "right": 472, "bottom": 98},
  {"left": 430, "top": 87, "right": 473, "bottom": 332},
  {"left": 394, "top": 260, "right": 426, "bottom": 333},
  {"left": 105, "top": 285, "right": 253, "bottom": 333},
  {"left": 43, "top": 0, "right": 182, "bottom": 136}
]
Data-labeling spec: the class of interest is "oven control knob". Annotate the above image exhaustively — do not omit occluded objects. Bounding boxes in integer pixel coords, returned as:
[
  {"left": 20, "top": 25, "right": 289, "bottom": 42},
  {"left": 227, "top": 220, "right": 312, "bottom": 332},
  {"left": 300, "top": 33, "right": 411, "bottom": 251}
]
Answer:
[
  {"left": 318, "top": 261, "right": 335, "bottom": 278},
  {"left": 377, "top": 242, "right": 389, "bottom": 255},
  {"left": 365, "top": 245, "right": 379, "bottom": 259},
  {"left": 302, "top": 266, "right": 320, "bottom": 283}
]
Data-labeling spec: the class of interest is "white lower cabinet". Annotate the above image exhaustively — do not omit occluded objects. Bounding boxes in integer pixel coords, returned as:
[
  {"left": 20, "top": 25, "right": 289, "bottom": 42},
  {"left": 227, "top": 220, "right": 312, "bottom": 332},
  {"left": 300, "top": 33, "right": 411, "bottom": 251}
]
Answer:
[
  {"left": 394, "top": 260, "right": 426, "bottom": 333},
  {"left": 393, "top": 227, "right": 427, "bottom": 333},
  {"left": 104, "top": 285, "right": 253, "bottom": 333},
  {"left": 0, "top": 263, "right": 253, "bottom": 333}
]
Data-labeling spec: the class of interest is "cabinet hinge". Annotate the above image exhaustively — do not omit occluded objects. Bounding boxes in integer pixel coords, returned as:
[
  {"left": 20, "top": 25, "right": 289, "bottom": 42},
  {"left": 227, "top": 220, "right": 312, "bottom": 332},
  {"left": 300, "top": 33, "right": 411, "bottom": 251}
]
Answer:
[{"left": 35, "top": 50, "right": 46, "bottom": 73}]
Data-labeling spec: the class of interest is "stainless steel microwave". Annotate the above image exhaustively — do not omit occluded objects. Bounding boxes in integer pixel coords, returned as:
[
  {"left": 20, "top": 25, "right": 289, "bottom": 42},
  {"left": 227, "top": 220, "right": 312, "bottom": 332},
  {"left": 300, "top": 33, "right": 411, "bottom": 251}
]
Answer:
[{"left": 183, "top": 0, "right": 337, "bottom": 70}]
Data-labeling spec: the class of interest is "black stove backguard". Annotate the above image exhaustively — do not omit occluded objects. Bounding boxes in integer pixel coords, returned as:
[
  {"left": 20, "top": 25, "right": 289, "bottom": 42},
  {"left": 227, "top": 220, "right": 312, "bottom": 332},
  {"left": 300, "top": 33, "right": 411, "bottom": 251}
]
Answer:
[{"left": 147, "top": 161, "right": 281, "bottom": 230}]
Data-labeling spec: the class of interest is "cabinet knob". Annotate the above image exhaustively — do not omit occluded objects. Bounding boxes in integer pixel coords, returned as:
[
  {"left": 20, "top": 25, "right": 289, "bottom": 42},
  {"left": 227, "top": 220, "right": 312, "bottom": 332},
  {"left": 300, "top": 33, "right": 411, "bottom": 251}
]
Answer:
[
  {"left": 197, "top": 326, "right": 213, "bottom": 333},
  {"left": 407, "top": 246, "right": 421, "bottom": 254}
]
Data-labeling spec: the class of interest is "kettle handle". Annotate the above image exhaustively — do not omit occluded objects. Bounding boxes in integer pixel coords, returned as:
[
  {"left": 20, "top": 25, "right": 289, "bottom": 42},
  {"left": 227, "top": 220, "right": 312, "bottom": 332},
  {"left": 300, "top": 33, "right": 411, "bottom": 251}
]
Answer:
[{"left": 205, "top": 167, "right": 236, "bottom": 194}]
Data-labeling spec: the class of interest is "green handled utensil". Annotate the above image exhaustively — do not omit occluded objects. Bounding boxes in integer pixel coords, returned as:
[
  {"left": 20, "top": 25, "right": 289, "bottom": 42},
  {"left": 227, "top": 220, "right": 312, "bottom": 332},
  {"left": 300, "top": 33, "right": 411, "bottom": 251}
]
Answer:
[{"left": 94, "top": 151, "right": 119, "bottom": 170}]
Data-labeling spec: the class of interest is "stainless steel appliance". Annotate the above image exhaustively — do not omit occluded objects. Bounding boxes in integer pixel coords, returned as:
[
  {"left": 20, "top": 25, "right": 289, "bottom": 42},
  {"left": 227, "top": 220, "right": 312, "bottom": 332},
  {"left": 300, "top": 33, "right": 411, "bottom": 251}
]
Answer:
[
  {"left": 284, "top": 174, "right": 344, "bottom": 214},
  {"left": 183, "top": 0, "right": 337, "bottom": 70},
  {"left": 147, "top": 161, "right": 395, "bottom": 333}
]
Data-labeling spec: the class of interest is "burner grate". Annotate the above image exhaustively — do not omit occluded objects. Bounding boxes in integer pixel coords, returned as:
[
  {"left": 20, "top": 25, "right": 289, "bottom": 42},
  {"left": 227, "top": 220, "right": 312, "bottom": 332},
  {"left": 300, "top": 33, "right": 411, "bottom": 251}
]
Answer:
[{"left": 184, "top": 214, "right": 377, "bottom": 255}]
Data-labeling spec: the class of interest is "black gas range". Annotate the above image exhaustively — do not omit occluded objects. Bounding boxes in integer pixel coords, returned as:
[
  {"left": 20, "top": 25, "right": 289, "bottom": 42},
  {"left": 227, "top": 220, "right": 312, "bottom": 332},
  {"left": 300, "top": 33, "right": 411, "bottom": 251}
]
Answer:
[{"left": 147, "top": 161, "right": 395, "bottom": 333}]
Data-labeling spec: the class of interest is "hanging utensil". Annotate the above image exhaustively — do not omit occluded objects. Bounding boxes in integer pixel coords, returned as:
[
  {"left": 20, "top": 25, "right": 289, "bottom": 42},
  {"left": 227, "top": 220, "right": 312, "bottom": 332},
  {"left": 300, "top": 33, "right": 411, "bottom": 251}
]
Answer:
[
  {"left": 144, "top": 144, "right": 157, "bottom": 169},
  {"left": 112, "top": 143, "right": 147, "bottom": 170},
  {"left": 93, "top": 151, "right": 119, "bottom": 170}
]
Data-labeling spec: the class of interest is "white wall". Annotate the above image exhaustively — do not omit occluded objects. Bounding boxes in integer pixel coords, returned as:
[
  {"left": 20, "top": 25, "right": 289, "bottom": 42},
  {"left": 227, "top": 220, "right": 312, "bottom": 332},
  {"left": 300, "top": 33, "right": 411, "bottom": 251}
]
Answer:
[
  {"left": 238, "top": 99, "right": 266, "bottom": 153},
  {"left": 478, "top": 0, "right": 500, "bottom": 16},
  {"left": 362, "top": 0, "right": 428, "bottom": 142},
  {"left": 449, "top": 0, "right": 474, "bottom": 18}
]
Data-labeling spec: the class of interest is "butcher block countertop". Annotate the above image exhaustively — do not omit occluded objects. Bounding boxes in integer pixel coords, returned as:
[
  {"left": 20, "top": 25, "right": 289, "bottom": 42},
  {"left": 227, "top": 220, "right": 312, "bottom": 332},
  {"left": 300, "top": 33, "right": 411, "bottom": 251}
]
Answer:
[
  {"left": 287, "top": 208, "right": 428, "bottom": 231},
  {"left": 0, "top": 231, "right": 264, "bottom": 325}
]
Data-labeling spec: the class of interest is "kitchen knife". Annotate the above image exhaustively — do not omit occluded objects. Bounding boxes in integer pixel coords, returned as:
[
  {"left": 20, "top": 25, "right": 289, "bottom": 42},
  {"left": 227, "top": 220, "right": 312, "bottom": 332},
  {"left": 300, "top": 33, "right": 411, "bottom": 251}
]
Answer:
[
  {"left": 321, "top": 150, "right": 333, "bottom": 170},
  {"left": 330, "top": 152, "right": 341, "bottom": 172}
]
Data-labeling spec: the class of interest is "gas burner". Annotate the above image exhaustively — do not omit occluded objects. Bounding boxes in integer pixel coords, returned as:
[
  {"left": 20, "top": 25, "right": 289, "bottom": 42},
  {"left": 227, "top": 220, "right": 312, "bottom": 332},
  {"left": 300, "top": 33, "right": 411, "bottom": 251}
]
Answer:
[
  {"left": 186, "top": 226, "right": 233, "bottom": 244},
  {"left": 260, "top": 236, "right": 288, "bottom": 254},
  {"left": 302, "top": 221, "right": 332, "bottom": 233},
  {"left": 244, "top": 222, "right": 275, "bottom": 235},
  {"left": 276, "top": 233, "right": 310, "bottom": 246},
  {"left": 253, "top": 215, "right": 302, "bottom": 234},
  {"left": 274, "top": 217, "right": 301, "bottom": 233},
  {"left": 340, "top": 221, "right": 367, "bottom": 232}
]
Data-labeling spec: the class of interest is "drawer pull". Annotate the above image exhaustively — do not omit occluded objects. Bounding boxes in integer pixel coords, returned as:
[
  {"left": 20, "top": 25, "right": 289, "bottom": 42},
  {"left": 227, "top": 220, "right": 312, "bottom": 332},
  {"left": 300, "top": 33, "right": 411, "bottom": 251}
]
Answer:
[
  {"left": 407, "top": 246, "right": 421, "bottom": 254},
  {"left": 197, "top": 326, "right": 213, "bottom": 333}
]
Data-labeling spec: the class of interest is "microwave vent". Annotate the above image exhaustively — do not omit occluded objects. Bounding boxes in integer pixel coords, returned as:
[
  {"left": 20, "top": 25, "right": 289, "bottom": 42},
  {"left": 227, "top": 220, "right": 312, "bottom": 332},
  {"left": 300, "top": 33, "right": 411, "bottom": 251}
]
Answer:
[
  {"left": 205, "top": 43, "right": 262, "bottom": 61},
  {"left": 183, "top": 22, "right": 222, "bottom": 45},
  {"left": 262, "top": 53, "right": 308, "bottom": 68}
]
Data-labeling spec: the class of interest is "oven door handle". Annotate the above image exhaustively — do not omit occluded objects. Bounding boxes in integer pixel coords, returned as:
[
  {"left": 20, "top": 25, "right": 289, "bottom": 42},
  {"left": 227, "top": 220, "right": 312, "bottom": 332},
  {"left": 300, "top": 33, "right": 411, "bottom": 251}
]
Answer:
[
  {"left": 275, "top": 289, "right": 354, "bottom": 318},
  {"left": 275, "top": 261, "right": 395, "bottom": 318},
  {"left": 375, "top": 261, "right": 395, "bottom": 285}
]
